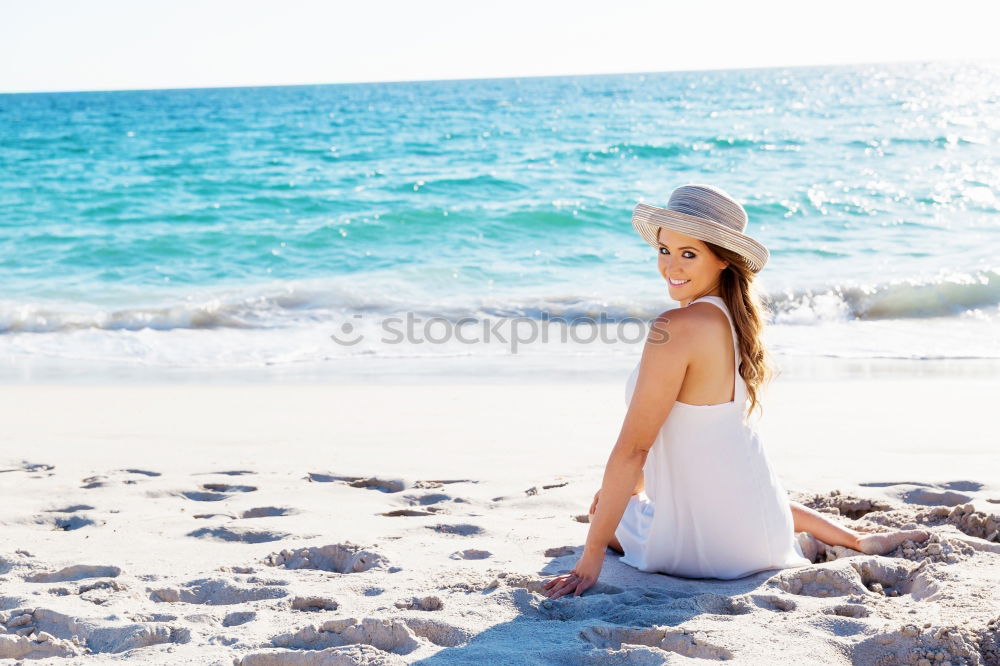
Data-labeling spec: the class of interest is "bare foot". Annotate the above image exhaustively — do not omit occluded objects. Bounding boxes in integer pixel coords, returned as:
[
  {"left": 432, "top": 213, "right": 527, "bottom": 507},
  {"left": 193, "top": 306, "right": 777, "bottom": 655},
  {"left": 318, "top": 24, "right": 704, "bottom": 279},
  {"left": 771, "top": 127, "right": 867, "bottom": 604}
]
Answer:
[{"left": 855, "top": 529, "right": 930, "bottom": 556}]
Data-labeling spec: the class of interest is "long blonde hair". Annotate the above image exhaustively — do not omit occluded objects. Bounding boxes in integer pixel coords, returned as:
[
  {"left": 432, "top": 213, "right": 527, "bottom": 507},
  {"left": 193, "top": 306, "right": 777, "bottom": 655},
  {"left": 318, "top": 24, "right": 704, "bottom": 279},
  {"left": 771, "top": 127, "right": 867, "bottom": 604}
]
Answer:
[{"left": 703, "top": 241, "right": 778, "bottom": 420}]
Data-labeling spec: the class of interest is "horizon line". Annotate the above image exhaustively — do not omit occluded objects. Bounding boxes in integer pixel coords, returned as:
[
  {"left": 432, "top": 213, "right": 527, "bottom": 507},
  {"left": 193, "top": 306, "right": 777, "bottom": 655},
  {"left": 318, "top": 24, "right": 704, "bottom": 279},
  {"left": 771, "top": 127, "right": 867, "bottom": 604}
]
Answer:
[{"left": 1, "top": 55, "right": 992, "bottom": 96}]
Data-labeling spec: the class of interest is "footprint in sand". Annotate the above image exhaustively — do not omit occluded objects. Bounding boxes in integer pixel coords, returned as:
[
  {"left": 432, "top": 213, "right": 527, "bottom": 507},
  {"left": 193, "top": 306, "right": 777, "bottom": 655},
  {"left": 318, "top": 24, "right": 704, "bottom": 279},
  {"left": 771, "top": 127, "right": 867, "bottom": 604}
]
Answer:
[
  {"left": 382, "top": 508, "right": 438, "bottom": 517},
  {"left": 262, "top": 616, "right": 468, "bottom": 654},
  {"left": 78, "top": 579, "right": 129, "bottom": 606},
  {"left": 44, "top": 504, "right": 94, "bottom": 514},
  {"left": 180, "top": 483, "right": 258, "bottom": 502},
  {"left": 291, "top": 596, "right": 338, "bottom": 612},
  {"left": 750, "top": 594, "right": 797, "bottom": 612},
  {"left": 239, "top": 507, "right": 295, "bottom": 519},
  {"left": 939, "top": 480, "right": 984, "bottom": 492},
  {"left": 0, "top": 462, "right": 55, "bottom": 477},
  {"left": 426, "top": 523, "right": 483, "bottom": 536},
  {"left": 0, "top": 606, "right": 189, "bottom": 656},
  {"left": 859, "top": 481, "right": 934, "bottom": 488},
  {"left": 306, "top": 473, "right": 406, "bottom": 493},
  {"left": 524, "top": 481, "right": 569, "bottom": 496},
  {"left": 181, "top": 491, "right": 230, "bottom": 502},
  {"left": 859, "top": 481, "right": 985, "bottom": 507},
  {"left": 579, "top": 625, "right": 733, "bottom": 660},
  {"left": 694, "top": 594, "right": 754, "bottom": 616},
  {"left": 263, "top": 543, "right": 391, "bottom": 574},
  {"left": 527, "top": 585, "right": 694, "bottom": 624},
  {"left": 394, "top": 595, "right": 443, "bottom": 611},
  {"left": 774, "top": 564, "right": 872, "bottom": 598},
  {"left": 383, "top": 492, "right": 466, "bottom": 517},
  {"left": 81, "top": 475, "right": 111, "bottom": 489},
  {"left": 903, "top": 488, "right": 973, "bottom": 506},
  {"left": 186, "top": 527, "right": 290, "bottom": 543},
  {"left": 544, "top": 546, "right": 577, "bottom": 557},
  {"left": 34, "top": 514, "right": 98, "bottom": 531},
  {"left": 25, "top": 564, "right": 122, "bottom": 583},
  {"left": 193, "top": 512, "right": 237, "bottom": 520},
  {"left": 222, "top": 611, "right": 256, "bottom": 626},
  {"left": 150, "top": 578, "right": 287, "bottom": 605},
  {"left": 128, "top": 613, "right": 178, "bottom": 623},
  {"left": 201, "top": 483, "right": 257, "bottom": 493},
  {"left": 825, "top": 603, "right": 871, "bottom": 618},
  {"left": 774, "top": 558, "right": 942, "bottom": 601},
  {"left": 450, "top": 549, "right": 491, "bottom": 560},
  {"left": 192, "top": 504, "right": 293, "bottom": 520},
  {"left": 794, "top": 490, "right": 893, "bottom": 519},
  {"left": 308, "top": 473, "right": 474, "bottom": 494},
  {"left": 197, "top": 470, "right": 256, "bottom": 476},
  {"left": 80, "top": 469, "right": 161, "bottom": 488},
  {"left": 404, "top": 492, "right": 464, "bottom": 507},
  {"left": 414, "top": 479, "right": 473, "bottom": 489}
]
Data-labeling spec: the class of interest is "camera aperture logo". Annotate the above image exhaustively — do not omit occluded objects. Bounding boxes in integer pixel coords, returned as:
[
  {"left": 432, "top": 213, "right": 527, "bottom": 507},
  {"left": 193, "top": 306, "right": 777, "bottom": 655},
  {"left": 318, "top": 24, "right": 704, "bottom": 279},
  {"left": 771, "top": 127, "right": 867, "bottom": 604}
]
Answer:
[
  {"left": 331, "top": 314, "right": 365, "bottom": 346},
  {"left": 329, "top": 312, "right": 670, "bottom": 353}
]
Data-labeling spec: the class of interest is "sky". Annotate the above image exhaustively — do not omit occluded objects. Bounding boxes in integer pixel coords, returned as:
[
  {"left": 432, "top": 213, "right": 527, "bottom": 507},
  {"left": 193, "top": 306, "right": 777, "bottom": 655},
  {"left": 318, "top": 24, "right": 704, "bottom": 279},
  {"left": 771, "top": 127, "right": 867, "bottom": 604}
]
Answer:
[{"left": 1, "top": 0, "right": 998, "bottom": 94}]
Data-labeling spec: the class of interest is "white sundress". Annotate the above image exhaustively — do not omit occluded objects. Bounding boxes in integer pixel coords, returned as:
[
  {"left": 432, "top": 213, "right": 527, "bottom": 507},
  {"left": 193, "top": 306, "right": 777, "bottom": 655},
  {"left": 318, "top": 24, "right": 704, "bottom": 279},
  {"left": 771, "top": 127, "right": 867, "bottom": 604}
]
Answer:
[{"left": 614, "top": 295, "right": 811, "bottom": 580}]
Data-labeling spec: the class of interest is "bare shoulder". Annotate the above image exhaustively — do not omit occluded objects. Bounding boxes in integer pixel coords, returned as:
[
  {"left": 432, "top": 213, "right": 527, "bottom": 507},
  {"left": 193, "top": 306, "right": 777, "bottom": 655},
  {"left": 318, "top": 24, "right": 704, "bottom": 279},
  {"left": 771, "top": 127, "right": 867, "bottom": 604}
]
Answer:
[
  {"left": 647, "top": 303, "right": 720, "bottom": 335},
  {"left": 678, "top": 300, "right": 730, "bottom": 323},
  {"left": 646, "top": 303, "right": 728, "bottom": 355},
  {"left": 644, "top": 306, "right": 699, "bottom": 356},
  {"left": 682, "top": 301, "right": 733, "bottom": 337}
]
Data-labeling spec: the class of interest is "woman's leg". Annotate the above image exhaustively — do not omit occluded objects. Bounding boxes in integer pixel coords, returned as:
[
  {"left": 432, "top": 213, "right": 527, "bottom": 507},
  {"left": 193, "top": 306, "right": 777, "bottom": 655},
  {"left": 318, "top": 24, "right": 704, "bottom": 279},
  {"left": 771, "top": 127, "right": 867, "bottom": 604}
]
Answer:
[
  {"left": 790, "top": 501, "right": 929, "bottom": 556},
  {"left": 790, "top": 501, "right": 862, "bottom": 549}
]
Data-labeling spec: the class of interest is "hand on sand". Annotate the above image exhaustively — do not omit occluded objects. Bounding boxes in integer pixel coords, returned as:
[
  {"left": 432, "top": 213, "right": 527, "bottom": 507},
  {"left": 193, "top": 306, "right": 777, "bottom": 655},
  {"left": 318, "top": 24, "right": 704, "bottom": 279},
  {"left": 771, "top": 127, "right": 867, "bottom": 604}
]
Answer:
[{"left": 542, "top": 550, "right": 603, "bottom": 600}]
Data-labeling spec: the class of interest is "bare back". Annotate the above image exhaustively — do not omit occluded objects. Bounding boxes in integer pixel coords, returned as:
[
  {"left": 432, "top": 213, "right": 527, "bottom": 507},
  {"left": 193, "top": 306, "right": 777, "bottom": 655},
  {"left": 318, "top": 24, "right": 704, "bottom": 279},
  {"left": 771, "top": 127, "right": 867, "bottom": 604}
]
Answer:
[{"left": 672, "top": 301, "right": 736, "bottom": 406}]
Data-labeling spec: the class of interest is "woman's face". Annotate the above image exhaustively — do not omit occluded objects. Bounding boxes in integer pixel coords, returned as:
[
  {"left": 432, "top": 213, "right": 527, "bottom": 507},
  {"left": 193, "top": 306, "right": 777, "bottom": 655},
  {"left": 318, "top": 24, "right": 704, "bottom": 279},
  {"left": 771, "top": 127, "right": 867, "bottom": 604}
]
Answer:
[{"left": 656, "top": 228, "right": 729, "bottom": 299}]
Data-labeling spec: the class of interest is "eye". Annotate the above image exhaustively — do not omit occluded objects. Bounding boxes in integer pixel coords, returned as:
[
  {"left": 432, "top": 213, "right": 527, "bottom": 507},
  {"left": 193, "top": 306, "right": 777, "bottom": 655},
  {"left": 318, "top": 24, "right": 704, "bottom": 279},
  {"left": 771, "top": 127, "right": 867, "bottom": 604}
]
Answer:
[{"left": 658, "top": 247, "right": 696, "bottom": 258}]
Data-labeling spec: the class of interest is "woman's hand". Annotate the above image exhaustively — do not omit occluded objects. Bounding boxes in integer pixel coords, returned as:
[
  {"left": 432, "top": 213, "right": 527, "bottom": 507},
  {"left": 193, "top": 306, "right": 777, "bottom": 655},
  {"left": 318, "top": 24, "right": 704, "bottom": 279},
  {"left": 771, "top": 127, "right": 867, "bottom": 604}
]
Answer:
[
  {"left": 589, "top": 489, "right": 600, "bottom": 516},
  {"left": 541, "top": 549, "right": 604, "bottom": 599}
]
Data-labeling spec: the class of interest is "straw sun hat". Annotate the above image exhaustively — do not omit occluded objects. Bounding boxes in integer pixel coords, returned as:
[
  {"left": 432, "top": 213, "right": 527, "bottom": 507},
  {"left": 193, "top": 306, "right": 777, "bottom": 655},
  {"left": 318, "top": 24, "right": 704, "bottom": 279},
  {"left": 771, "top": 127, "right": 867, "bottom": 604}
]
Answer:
[{"left": 631, "top": 184, "right": 770, "bottom": 273}]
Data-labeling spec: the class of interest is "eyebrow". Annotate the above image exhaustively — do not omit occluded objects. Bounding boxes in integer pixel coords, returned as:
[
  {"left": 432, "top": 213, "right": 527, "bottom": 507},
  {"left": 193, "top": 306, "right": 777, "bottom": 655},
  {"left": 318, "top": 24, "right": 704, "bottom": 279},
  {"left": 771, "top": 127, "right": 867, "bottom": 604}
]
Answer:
[{"left": 658, "top": 244, "right": 698, "bottom": 251}]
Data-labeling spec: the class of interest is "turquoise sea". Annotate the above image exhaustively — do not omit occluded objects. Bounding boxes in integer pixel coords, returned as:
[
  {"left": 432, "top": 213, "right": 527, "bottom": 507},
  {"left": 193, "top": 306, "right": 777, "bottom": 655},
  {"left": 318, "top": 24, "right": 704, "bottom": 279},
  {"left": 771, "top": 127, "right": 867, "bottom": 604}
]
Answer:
[{"left": 1, "top": 60, "right": 999, "bottom": 379}]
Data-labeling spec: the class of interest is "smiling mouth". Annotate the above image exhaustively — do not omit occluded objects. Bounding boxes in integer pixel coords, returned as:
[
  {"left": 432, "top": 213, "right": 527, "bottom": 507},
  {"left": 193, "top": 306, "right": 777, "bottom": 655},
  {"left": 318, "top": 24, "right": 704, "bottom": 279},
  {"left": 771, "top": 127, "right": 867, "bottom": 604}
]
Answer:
[{"left": 668, "top": 278, "right": 691, "bottom": 286}]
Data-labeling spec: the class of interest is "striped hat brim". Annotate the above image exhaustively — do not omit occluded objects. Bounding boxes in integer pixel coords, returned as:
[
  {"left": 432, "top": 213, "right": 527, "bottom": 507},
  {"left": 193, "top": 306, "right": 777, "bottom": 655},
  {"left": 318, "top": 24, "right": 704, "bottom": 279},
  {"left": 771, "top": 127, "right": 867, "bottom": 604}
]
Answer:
[{"left": 632, "top": 202, "right": 770, "bottom": 273}]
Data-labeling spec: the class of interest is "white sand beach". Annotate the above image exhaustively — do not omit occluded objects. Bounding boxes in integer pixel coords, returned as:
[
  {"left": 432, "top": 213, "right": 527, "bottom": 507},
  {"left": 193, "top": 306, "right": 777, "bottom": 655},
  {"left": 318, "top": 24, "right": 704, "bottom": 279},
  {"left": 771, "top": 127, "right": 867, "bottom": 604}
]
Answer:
[{"left": 1, "top": 361, "right": 999, "bottom": 665}]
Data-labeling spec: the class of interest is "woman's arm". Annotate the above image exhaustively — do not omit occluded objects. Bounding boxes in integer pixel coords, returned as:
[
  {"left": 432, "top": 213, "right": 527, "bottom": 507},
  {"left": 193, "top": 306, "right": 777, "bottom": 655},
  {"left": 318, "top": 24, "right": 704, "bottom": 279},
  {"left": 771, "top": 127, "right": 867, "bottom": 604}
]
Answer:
[
  {"left": 631, "top": 470, "right": 645, "bottom": 495},
  {"left": 582, "top": 312, "right": 694, "bottom": 556}
]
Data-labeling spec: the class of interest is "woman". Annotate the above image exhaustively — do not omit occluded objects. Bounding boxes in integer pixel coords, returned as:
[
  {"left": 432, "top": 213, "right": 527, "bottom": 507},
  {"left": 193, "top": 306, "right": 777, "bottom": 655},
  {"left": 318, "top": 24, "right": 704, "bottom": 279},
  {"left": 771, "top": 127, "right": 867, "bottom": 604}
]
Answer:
[{"left": 542, "top": 184, "right": 929, "bottom": 600}]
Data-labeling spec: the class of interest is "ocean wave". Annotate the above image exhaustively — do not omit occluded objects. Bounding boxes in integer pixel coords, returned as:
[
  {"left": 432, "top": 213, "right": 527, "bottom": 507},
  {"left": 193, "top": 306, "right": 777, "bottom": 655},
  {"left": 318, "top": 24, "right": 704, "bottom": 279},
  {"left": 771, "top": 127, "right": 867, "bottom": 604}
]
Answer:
[
  {"left": 766, "top": 270, "right": 1000, "bottom": 322},
  {"left": 2, "top": 270, "right": 998, "bottom": 335}
]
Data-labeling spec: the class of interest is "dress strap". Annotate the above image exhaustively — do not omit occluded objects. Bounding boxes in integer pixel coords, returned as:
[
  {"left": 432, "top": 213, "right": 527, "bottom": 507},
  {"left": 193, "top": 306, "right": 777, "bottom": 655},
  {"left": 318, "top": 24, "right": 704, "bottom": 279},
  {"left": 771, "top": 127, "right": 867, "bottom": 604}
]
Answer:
[{"left": 687, "top": 296, "right": 745, "bottom": 405}]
